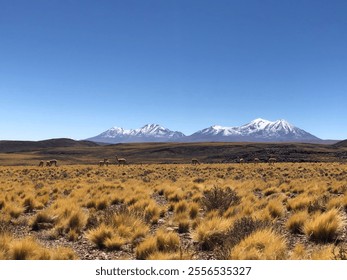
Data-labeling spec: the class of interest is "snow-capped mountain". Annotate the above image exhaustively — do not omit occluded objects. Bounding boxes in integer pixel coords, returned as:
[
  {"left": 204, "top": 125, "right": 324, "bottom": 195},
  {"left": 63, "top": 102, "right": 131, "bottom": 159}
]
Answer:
[
  {"left": 87, "top": 124, "right": 185, "bottom": 143},
  {"left": 87, "top": 119, "right": 321, "bottom": 143},
  {"left": 186, "top": 118, "right": 320, "bottom": 142}
]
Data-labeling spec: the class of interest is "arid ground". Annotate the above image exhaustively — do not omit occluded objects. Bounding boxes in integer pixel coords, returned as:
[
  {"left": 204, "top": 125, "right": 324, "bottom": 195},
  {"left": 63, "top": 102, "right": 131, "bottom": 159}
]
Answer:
[{"left": 1, "top": 161, "right": 347, "bottom": 260}]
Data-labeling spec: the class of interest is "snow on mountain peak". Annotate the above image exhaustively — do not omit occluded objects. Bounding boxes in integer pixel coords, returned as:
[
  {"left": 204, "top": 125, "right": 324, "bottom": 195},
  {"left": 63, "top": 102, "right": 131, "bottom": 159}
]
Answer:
[{"left": 88, "top": 118, "right": 320, "bottom": 143}]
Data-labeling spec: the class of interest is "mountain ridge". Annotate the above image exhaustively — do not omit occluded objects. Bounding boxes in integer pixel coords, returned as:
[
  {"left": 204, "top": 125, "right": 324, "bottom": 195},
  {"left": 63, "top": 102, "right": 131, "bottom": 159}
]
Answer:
[{"left": 86, "top": 119, "right": 326, "bottom": 144}]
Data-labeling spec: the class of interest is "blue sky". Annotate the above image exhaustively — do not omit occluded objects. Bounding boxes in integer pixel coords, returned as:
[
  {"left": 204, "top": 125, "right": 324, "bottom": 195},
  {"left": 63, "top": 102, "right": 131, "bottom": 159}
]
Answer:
[{"left": 1, "top": 0, "right": 346, "bottom": 140}]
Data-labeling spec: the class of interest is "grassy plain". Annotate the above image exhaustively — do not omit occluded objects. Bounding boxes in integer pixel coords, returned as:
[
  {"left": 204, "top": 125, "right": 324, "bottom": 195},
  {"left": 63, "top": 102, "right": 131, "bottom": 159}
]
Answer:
[{"left": 0, "top": 162, "right": 346, "bottom": 260}]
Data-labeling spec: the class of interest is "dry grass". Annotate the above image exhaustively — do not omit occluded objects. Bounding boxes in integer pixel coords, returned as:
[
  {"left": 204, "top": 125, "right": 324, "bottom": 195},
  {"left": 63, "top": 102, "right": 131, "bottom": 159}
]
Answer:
[
  {"left": 192, "top": 217, "right": 234, "bottom": 250},
  {"left": 303, "top": 208, "right": 346, "bottom": 242},
  {"left": 230, "top": 229, "right": 287, "bottom": 260},
  {"left": 135, "top": 229, "right": 180, "bottom": 259},
  {"left": 286, "top": 210, "right": 309, "bottom": 234},
  {"left": 0, "top": 162, "right": 347, "bottom": 259}
]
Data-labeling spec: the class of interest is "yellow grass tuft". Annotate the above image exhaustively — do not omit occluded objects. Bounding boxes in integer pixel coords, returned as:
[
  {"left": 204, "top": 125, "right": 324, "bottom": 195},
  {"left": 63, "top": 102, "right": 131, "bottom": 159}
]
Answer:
[
  {"left": 86, "top": 224, "right": 114, "bottom": 248},
  {"left": 266, "top": 199, "right": 285, "bottom": 218},
  {"left": 192, "top": 217, "right": 233, "bottom": 250},
  {"left": 286, "top": 210, "right": 309, "bottom": 234},
  {"left": 230, "top": 229, "right": 287, "bottom": 260},
  {"left": 303, "top": 208, "right": 345, "bottom": 242},
  {"left": 135, "top": 236, "right": 157, "bottom": 260},
  {"left": 136, "top": 229, "right": 180, "bottom": 260}
]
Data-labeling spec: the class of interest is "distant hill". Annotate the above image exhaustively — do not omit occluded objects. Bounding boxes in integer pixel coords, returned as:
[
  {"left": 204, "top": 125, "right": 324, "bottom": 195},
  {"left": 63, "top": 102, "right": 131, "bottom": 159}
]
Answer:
[
  {"left": 333, "top": 139, "right": 347, "bottom": 148},
  {"left": 0, "top": 138, "right": 98, "bottom": 153}
]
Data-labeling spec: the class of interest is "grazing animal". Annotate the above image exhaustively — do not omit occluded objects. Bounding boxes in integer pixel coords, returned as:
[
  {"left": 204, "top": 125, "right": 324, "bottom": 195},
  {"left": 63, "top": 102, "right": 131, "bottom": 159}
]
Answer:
[
  {"left": 46, "top": 159, "right": 57, "bottom": 167},
  {"left": 192, "top": 158, "right": 200, "bottom": 165},
  {"left": 39, "top": 160, "right": 44, "bottom": 167},
  {"left": 115, "top": 155, "right": 127, "bottom": 165},
  {"left": 254, "top": 158, "right": 260, "bottom": 163},
  {"left": 99, "top": 159, "right": 109, "bottom": 166},
  {"left": 268, "top": 157, "right": 277, "bottom": 165}
]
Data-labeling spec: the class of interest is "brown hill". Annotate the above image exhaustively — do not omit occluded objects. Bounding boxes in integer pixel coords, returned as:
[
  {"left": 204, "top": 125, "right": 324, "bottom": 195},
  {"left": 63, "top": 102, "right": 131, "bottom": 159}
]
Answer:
[
  {"left": 0, "top": 138, "right": 98, "bottom": 153},
  {"left": 333, "top": 139, "right": 347, "bottom": 148}
]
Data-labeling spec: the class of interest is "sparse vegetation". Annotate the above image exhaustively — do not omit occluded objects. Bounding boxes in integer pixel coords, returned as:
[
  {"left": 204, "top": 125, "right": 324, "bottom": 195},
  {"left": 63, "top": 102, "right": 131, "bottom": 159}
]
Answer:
[{"left": 0, "top": 162, "right": 347, "bottom": 259}]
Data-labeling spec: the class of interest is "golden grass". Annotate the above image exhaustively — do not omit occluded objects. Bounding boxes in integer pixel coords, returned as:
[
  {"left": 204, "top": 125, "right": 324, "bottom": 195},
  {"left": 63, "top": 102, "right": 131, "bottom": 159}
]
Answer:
[
  {"left": 135, "top": 229, "right": 180, "bottom": 259},
  {"left": 303, "top": 208, "right": 345, "bottom": 242},
  {"left": 86, "top": 224, "right": 114, "bottom": 248},
  {"left": 0, "top": 162, "right": 347, "bottom": 259},
  {"left": 286, "top": 210, "right": 309, "bottom": 234},
  {"left": 192, "top": 217, "right": 234, "bottom": 250},
  {"left": 0, "top": 234, "right": 77, "bottom": 260},
  {"left": 230, "top": 229, "right": 287, "bottom": 260}
]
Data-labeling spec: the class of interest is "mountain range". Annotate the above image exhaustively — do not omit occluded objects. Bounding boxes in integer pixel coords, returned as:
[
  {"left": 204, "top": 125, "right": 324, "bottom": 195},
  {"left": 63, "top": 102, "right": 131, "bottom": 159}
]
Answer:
[{"left": 87, "top": 118, "right": 325, "bottom": 144}]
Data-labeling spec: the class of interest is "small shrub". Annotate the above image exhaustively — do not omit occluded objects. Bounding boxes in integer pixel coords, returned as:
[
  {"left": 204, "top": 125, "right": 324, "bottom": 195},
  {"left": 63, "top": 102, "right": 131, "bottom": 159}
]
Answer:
[{"left": 201, "top": 186, "right": 240, "bottom": 213}]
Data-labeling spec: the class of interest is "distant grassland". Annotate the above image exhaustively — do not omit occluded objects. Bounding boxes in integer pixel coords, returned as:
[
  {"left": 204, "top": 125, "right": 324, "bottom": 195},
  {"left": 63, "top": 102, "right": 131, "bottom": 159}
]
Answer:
[
  {"left": 1, "top": 141, "right": 347, "bottom": 166},
  {"left": 1, "top": 162, "right": 347, "bottom": 260}
]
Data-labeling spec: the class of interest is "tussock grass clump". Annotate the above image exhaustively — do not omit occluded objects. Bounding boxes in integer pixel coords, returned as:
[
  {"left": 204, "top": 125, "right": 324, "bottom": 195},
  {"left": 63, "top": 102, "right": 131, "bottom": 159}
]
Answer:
[
  {"left": 110, "top": 211, "right": 149, "bottom": 242},
  {"left": 96, "top": 199, "right": 108, "bottom": 210},
  {"left": 135, "top": 229, "right": 180, "bottom": 259},
  {"left": 31, "top": 211, "right": 57, "bottom": 231},
  {"left": 174, "top": 201, "right": 188, "bottom": 214},
  {"left": 8, "top": 237, "right": 75, "bottom": 260},
  {"left": 188, "top": 202, "right": 200, "bottom": 219},
  {"left": 230, "top": 229, "right": 287, "bottom": 260},
  {"left": 103, "top": 235, "right": 126, "bottom": 250},
  {"left": 156, "top": 229, "right": 180, "bottom": 252},
  {"left": 287, "top": 195, "right": 313, "bottom": 211},
  {"left": 7, "top": 204, "right": 24, "bottom": 219},
  {"left": 310, "top": 245, "right": 335, "bottom": 260},
  {"left": 303, "top": 208, "right": 345, "bottom": 242},
  {"left": 227, "top": 217, "right": 267, "bottom": 247},
  {"left": 86, "top": 224, "right": 114, "bottom": 248},
  {"left": 290, "top": 244, "right": 307, "bottom": 260},
  {"left": 129, "top": 199, "right": 161, "bottom": 224},
  {"left": 266, "top": 200, "right": 285, "bottom": 218},
  {"left": 54, "top": 209, "right": 88, "bottom": 236},
  {"left": 192, "top": 217, "right": 234, "bottom": 250},
  {"left": 23, "top": 196, "right": 41, "bottom": 213},
  {"left": 135, "top": 236, "right": 157, "bottom": 260},
  {"left": 286, "top": 210, "right": 309, "bottom": 234}
]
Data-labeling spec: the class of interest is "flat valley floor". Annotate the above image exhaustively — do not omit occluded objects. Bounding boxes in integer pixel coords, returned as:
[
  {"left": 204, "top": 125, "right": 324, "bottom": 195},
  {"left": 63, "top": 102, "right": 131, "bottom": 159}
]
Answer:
[{"left": 0, "top": 163, "right": 347, "bottom": 260}]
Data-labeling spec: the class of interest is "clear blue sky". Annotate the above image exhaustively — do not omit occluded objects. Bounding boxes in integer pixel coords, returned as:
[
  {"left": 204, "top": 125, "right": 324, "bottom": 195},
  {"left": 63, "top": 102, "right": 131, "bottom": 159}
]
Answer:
[{"left": 1, "top": 0, "right": 346, "bottom": 140}]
